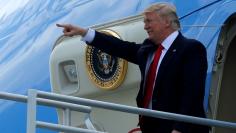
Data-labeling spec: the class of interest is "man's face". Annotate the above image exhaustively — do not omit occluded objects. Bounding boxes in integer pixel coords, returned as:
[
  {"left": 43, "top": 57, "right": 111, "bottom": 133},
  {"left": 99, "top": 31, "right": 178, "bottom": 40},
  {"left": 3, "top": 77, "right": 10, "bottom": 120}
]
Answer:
[{"left": 143, "top": 12, "right": 166, "bottom": 44}]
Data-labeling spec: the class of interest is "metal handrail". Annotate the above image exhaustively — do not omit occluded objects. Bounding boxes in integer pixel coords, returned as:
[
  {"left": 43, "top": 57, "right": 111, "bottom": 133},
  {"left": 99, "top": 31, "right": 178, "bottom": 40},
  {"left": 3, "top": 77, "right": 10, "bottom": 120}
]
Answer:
[
  {"left": 1, "top": 89, "right": 236, "bottom": 133},
  {"left": 0, "top": 91, "right": 91, "bottom": 113},
  {"left": 37, "top": 121, "right": 104, "bottom": 133},
  {"left": 0, "top": 90, "right": 105, "bottom": 133},
  {"left": 37, "top": 90, "right": 236, "bottom": 129}
]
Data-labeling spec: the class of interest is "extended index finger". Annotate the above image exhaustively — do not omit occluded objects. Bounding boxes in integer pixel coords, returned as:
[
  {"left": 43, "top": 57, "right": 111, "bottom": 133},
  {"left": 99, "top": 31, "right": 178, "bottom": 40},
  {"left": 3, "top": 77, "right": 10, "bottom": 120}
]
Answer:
[
  {"left": 56, "top": 24, "right": 71, "bottom": 28},
  {"left": 56, "top": 23, "right": 65, "bottom": 27}
]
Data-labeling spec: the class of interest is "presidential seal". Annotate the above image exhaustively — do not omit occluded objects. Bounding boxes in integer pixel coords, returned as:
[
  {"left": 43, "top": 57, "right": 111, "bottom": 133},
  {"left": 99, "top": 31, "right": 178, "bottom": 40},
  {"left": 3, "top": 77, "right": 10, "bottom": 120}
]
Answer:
[{"left": 85, "top": 30, "right": 128, "bottom": 90}]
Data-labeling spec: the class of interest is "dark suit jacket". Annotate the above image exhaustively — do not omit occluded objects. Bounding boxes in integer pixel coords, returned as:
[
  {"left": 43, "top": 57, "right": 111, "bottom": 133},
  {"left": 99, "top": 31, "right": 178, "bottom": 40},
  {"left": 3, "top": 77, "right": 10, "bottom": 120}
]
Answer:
[{"left": 88, "top": 31, "right": 209, "bottom": 133}]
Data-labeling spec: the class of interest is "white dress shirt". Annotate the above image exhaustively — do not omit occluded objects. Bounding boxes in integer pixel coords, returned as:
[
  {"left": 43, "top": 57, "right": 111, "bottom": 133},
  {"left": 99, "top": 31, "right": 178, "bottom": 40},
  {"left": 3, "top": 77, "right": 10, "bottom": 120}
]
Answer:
[{"left": 81, "top": 28, "right": 95, "bottom": 43}]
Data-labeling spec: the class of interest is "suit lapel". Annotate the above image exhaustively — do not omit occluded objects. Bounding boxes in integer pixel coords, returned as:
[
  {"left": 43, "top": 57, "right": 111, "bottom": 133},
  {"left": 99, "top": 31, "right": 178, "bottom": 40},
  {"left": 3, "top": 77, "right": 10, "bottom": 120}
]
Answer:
[{"left": 155, "top": 33, "right": 184, "bottom": 87}]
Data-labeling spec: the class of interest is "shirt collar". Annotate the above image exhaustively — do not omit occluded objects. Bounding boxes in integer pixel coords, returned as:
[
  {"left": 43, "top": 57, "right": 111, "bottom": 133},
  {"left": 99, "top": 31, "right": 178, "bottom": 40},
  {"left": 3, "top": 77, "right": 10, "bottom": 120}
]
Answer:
[{"left": 161, "top": 31, "right": 179, "bottom": 50}]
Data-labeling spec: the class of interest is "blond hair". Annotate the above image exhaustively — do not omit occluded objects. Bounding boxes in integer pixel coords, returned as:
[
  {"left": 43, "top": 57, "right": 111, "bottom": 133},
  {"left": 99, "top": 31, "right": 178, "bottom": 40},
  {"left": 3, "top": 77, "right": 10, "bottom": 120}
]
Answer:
[{"left": 144, "top": 3, "right": 180, "bottom": 30}]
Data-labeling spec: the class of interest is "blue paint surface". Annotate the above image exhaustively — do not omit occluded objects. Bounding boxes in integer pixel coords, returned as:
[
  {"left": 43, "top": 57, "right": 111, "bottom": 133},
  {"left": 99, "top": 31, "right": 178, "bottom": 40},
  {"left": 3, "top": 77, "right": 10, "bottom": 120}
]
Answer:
[{"left": 1, "top": 0, "right": 236, "bottom": 132}]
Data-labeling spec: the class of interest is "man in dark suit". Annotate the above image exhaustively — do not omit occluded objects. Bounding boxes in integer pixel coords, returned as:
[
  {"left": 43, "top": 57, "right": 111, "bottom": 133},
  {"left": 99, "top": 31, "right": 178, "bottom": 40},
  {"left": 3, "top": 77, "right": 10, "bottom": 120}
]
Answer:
[{"left": 57, "top": 3, "right": 209, "bottom": 133}]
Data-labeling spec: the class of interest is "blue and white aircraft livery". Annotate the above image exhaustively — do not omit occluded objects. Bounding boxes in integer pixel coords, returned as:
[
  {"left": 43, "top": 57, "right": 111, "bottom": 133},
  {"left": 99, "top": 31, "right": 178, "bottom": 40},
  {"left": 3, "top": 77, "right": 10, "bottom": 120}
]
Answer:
[{"left": 0, "top": 0, "right": 236, "bottom": 133}]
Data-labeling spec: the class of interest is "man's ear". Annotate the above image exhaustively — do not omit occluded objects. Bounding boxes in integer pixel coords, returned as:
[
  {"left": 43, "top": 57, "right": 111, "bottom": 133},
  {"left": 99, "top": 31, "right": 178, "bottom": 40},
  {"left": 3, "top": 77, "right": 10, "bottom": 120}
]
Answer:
[{"left": 164, "top": 17, "right": 172, "bottom": 28}]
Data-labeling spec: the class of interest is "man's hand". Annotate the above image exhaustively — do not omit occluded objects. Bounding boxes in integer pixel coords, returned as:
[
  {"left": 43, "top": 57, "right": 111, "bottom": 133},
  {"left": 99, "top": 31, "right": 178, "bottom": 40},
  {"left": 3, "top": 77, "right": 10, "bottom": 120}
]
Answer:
[
  {"left": 171, "top": 129, "right": 181, "bottom": 133},
  {"left": 56, "top": 24, "right": 87, "bottom": 37}
]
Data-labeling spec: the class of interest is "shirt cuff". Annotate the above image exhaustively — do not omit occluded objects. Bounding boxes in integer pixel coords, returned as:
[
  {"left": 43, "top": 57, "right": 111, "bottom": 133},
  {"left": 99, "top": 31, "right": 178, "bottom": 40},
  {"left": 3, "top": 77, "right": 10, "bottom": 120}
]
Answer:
[{"left": 81, "top": 28, "right": 95, "bottom": 43}]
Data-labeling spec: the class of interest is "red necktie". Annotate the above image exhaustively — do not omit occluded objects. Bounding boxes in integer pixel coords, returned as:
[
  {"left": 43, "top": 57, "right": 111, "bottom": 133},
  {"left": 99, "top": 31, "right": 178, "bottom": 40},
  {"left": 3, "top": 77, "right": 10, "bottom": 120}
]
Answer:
[{"left": 143, "top": 44, "right": 164, "bottom": 108}]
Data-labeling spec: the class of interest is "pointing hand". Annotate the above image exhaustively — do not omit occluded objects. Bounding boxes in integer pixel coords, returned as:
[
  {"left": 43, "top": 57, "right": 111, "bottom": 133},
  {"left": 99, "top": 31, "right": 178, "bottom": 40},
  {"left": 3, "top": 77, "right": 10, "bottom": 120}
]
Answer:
[{"left": 56, "top": 24, "right": 87, "bottom": 37}]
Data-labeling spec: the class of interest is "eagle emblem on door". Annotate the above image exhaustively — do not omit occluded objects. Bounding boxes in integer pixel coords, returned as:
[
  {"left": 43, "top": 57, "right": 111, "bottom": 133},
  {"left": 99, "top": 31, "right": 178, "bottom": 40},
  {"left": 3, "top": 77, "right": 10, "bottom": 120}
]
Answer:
[{"left": 85, "top": 29, "right": 128, "bottom": 90}]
